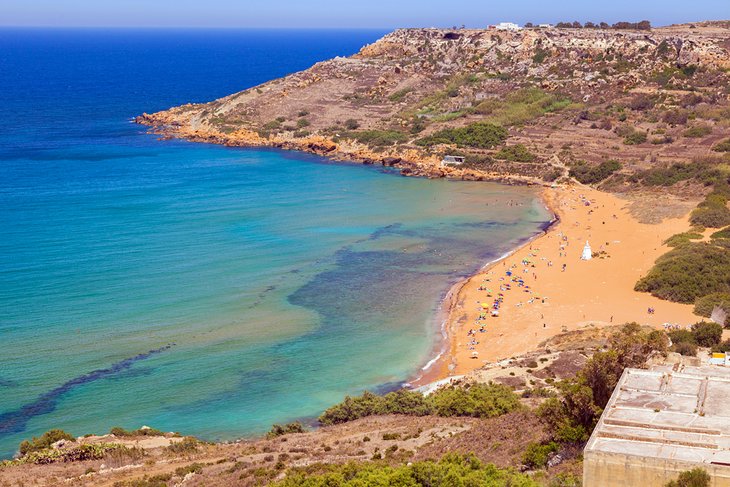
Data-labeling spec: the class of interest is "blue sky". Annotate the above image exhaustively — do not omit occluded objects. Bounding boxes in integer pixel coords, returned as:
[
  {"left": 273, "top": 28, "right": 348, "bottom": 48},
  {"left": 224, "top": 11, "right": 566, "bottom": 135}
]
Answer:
[{"left": 2, "top": 0, "right": 727, "bottom": 28}]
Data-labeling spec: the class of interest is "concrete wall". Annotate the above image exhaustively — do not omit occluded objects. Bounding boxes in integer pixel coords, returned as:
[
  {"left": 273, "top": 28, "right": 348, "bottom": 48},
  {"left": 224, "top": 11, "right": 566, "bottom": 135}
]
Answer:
[{"left": 584, "top": 450, "right": 730, "bottom": 487}]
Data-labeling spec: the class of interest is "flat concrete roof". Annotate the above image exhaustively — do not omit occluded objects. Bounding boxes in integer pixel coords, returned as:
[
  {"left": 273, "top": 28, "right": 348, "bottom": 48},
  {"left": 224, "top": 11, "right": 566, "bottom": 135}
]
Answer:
[{"left": 585, "top": 365, "right": 730, "bottom": 465}]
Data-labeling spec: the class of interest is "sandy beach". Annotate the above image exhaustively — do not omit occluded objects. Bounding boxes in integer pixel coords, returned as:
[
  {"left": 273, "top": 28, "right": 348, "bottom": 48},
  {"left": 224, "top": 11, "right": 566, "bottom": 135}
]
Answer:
[{"left": 415, "top": 184, "right": 700, "bottom": 384}]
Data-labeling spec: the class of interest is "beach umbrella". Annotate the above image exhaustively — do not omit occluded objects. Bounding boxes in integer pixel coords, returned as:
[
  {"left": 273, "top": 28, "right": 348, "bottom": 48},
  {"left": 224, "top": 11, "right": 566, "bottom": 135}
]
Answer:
[{"left": 481, "top": 303, "right": 490, "bottom": 309}]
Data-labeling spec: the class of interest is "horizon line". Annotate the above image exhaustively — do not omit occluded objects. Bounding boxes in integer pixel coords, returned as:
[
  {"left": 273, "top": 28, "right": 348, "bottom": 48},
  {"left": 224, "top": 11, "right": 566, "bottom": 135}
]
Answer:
[{"left": 1, "top": 19, "right": 725, "bottom": 30}]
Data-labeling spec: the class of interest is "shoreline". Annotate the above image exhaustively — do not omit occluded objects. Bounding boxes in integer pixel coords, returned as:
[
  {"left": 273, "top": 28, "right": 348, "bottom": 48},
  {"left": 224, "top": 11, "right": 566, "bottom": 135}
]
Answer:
[
  {"left": 410, "top": 188, "right": 560, "bottom": 387},
  {"left": 138, "top": 121, "right": 698, "bottom": 420},
  {"left": 422, "top": 184, "right": 700, "bottom": 385}
]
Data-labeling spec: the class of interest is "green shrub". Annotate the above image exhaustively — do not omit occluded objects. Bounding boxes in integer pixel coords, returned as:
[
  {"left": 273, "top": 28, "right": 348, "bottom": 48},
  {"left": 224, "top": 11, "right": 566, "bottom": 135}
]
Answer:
[
  {"left": 267, "top": 422, "right": 306, "bottom": 438},
  {"left": 296, "top": 119, "right": 310, "bottom": 128},
  {"left": 532, "top": 48, "right": 550, "bottom": 64},
  {"left": 166, "top": 437, "right": 199, "bottom": 454},
  {"left": 694, "top": 292, "right": 730, "bottom": 325},
  {"left": 318, "top": 383, "right": 520, "bottom": 425},
  {"left": 8, "top": 443, "right": 128, "bottom": 466},
  {"left": 318, "top": 389, "right": 431, "bottom": 425},
  {"left": 494, "top": 144, "right": 537, "bottom": 162},
  {"left": 623, "top": 130, "right": 647, "bottom": 145},
  {"left": 683, "top": 125, "right": 712, "bottom": 138},
  {"left": 628, "top": 94, "right": 655, "bottom": 111},
  {"left": 690, "top": 201, "right": 730, "bottom": 228},
  {"left": 415, "top": 122, "right": 508, "bottom": 149},
  {"left": 429, "top": 383, "right": 522, "bottom": 418},
  {"left": 521, "top": 441, "right": 559, "bottom": 468},
  {"left": 271, "top": 453, "right": 539, "bottom": 486},
  {"left": 388, "top": 88, "right": 413, "bottom": 102},
  {"left": 346, "top": 130, "right": 408, "bottom": 147},
  {"left": 713, "top": 138, "right": 730, "bottom": 152},
  {"left": 471, "top": 87, "right": 572, "bottom": 126},
  {"left": 19, "top": 429, "right": 75, "bottom": 456},
  {"left": 344, "top": 119, "right": 360, "bottom": 130},
  {"left": 673, "top": 341, "right": 698, "bottom": 357},
  {"left": 665, "top": 467, "right": 710, "bottom": 487},
  {"left": 635, "top": 242, "right": 730, "bottom": 303},
  {"left": 174, "top": 463, "right": 204, "bottom": 477},
  {"left": 712, "top": 227, "right": 730, "bottom": 240},
  {"left": 692, "top": 321, "right": 723, "bottom": 347},
  {"left": 668, "top": 329, "right": 696, "bottom": 345},
  {"left": 569, "top": 160, "right": 621, "bottom": 184},
  {"left": 664, "top": 232, "right": 703, "bottom": 248},
  {"left": 662, "top": 109, "right": 689, "bottom": 125},
  {"left": 110, "top": 426, "right": 165, "bottom": 437}
]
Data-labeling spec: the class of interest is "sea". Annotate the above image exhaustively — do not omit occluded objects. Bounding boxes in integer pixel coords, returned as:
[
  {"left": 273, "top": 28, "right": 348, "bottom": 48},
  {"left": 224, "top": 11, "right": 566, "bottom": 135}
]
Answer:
[{"left": 0, "top": 28, "right": 552, "bottom": 458}]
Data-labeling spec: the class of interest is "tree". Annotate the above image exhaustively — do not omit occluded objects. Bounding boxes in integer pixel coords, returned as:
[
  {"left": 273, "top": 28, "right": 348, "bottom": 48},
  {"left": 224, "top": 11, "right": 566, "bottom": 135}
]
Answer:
[
  {"left": 599, "top": 22, "right": 609, "bottom": 29},
  {"left": 637, "top": 20, "right": 652, "bottom": 30},
  {"left": 525, "top": 22, "right": 534, "bottom": 28},
  {"left": 692, "top": 321, "right": 723, "bottom": 347},
  {"left": 584, "top": 22, "right": 596, "bottom": 28},
  {"left": 19, "top": 429, "right": 75, "bottom": 456},
  {"left": 572, "top": 21, "right": 582, "bottom": 29},
  {"left": 665, "top": 468, "right": 710, "bottom": 487}
]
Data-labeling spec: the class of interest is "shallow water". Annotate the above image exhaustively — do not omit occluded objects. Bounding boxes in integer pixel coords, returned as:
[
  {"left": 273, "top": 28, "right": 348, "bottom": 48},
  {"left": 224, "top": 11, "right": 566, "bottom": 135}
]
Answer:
[{"left": 0, "top": 28, "right": 551, "bottom": 457}]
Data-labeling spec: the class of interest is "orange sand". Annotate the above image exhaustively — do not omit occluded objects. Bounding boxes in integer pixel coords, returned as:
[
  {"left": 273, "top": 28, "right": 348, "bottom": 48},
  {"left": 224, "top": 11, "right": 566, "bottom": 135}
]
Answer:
[{"left": 417, "top": 185, "right": 699, "bottom": 383}]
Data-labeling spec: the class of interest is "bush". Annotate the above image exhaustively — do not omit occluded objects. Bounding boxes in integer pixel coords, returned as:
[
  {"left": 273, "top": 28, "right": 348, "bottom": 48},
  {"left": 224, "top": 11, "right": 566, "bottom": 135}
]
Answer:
[
  {"left": 623, "top": 130, "right": 647, "bottom": 145},
  {"left": 691, "top": 321, "right": 723, "bottom": 347},
  {"left": 110, "top": 426, "right": 165, "bottom": 437},
  {"left": 494, "top": 144, "right": 537, "bottom": 162},
  {"left": 346, "top": 130, "right": 407, "bottom": 147},
  {"left": 665, "top": 467, "right": 710, "bottom": 487},
  {"left": 272, "top": 453, "right": 539, "bottom": 486},
  {"left": 318, "top": 383, "right": 520, "bottom": 425},
  {"left": 8, "top": 444, "right": 129, "bottom": 466},
  {"left": 673, "top": 341, "right": 698, "bottom": 357},
  {"left": 471, "top": 87, "right": 572, "bottom": 127},
  {"left": 712, "top": 227, "right": 730, "bottom": 240},
  {"left": 662, "top": 109, "right": 689, "bottom": 125},
  {"left": 664, "top": 232, "right": 703, "bottom": 248},
  {"left": 343, "top": 119, "right": 360, "bottom": 130},
  {"left": 175, "top": 463, "right": 204, "bottom": 477},
  {"left": 683, "top": 125, "right": 712, "bottom": 138},
  {"left": 628, "top": 94, "right": 655, "bottom": 111},
  {"left": 569, "top": 160, "right": 621, "bottom": 184},
  {"left": 694, "top": 292, "right": 730, "bottom": 325},
  {"left": 415, "top": 122, "right": 508, "bottom": 149},
  {"left": 690, "top": 196, "right": 730, "bottom": 228},
  {"left": 635, "top": 242, "right": 730, "bottom": 303},
  {"left": 166, "top": 437, "right": 199, "bottom": 454},
  {"left": 522, "top": 441, "right": 559, "bottom": 468},
  {"left": 429, "top": 383, "right": 522, "bottom": 418},
  {"left": 267, "top": 422, "right": 305, "bottom": 438},
  {"left": 713, "top": 138, "right": 730, "bottom": 152},
  {"left": 296, "top": 119, "right": 310, "bottom": 128},
  {"left": 668, "top": 329, "right": 696, "bottom": 345},
  {"left": 19, "top": 429, "right": 75, "bottom": 456}
]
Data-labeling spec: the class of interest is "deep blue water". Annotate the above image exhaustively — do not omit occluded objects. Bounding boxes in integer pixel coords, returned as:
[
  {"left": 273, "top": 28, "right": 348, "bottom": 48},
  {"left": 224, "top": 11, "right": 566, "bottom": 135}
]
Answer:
[{"left": 0, "top": 28, "right": 551, "bottom": 458}]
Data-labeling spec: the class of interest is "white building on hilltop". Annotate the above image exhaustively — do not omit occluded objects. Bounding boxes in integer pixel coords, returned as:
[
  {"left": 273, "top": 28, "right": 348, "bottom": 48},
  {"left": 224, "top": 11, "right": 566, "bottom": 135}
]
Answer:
[{"left": 494, "top": 22, "right": 521, "bottom": 31}]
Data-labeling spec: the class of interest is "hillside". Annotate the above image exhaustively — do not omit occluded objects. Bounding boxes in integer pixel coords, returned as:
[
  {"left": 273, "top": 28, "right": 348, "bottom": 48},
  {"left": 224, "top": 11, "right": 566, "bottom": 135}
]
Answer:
[{"left": 138, "top": 22, "right": 730, "bottom": 190}]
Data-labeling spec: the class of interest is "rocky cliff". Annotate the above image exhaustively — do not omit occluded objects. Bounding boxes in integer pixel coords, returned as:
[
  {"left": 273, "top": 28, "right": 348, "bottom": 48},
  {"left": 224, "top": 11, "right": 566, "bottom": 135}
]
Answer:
[{"left": 137, "top": 22, "right": 730, "bottom": 189}]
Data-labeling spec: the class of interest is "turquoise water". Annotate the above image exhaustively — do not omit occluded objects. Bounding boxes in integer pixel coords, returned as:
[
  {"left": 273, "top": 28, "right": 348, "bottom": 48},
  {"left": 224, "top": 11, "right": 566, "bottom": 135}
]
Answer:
[{"left": 0, "top": 29, "right": 552, "bottom": 458}]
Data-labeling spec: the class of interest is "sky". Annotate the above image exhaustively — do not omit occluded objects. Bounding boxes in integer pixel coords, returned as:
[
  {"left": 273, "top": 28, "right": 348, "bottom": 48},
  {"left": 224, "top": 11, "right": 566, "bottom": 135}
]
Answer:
[{"left": 1, "top": 0, "right": 727, "bottom": 28}]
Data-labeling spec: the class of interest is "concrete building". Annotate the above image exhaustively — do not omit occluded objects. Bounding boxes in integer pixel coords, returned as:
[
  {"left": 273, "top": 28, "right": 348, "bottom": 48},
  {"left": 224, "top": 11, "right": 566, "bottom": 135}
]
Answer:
[
  {"left": 584, "top": 365, "right": 730, "bottom": 486},
  {"left": 494, "top": 22, "right": 521, "bottom": 31},
  {"left": 441, "top": 155, "right": 465, "bottom": 167}
]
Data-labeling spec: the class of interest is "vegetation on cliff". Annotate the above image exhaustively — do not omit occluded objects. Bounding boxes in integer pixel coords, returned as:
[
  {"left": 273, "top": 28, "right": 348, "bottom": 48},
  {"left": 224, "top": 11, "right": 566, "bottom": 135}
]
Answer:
[
  {"left": 272, "top": 453, "right": 538, "bottom": 487},
  {"left": 319, "top": 383, "right": 521, "bottom": 425}
]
